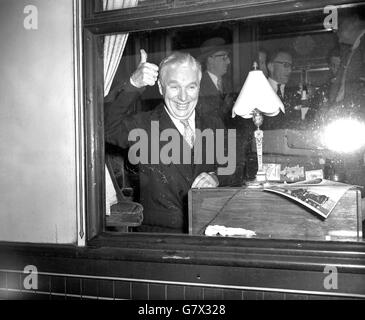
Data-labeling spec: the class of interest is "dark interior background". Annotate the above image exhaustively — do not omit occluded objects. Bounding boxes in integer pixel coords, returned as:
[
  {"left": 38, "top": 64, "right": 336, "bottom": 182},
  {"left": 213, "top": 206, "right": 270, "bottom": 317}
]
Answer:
[{"left": 109, "top": 7, "right": 352, "bottom": 111}]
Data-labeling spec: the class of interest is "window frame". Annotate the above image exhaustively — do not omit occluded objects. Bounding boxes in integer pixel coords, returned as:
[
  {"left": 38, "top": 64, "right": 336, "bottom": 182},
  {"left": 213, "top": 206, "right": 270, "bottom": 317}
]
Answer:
[{"left": 82, "top": 0, "right": 365, "bottom": 287}]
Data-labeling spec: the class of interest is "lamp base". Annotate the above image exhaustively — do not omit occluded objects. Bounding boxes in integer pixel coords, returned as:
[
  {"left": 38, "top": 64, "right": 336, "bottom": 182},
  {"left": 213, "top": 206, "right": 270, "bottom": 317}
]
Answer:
[
  {"left": 245, "top": 171, "right": 267, "bottom": 188},
  {"left": 255, "top": 170, "right": 267, "bottom": 182}
]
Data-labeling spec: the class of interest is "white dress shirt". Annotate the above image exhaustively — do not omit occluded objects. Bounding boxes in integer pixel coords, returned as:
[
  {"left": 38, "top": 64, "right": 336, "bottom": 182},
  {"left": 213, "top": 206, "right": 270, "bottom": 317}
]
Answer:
[
  {"left": 165, "top": 108, "right": 196, "bottom": 137},
  {"left": 268, "top": 77, "right": 285, "bottom": 97},
  {"left": 207, "top": 71, "right": 221, "bottom": 91}
]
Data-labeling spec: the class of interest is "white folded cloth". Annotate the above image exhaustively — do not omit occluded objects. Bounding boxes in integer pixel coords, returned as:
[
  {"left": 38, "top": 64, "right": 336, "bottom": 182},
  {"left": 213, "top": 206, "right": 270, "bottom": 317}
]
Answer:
[{"left": 205, "top": 225, "right": 256, "bottom": 237}]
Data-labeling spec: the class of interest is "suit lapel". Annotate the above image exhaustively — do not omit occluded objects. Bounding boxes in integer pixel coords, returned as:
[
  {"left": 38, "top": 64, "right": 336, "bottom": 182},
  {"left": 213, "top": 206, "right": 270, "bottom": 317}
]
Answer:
[
  {"left": 192, "top": 107, "right": 210, "bottom": 178},
  {"left": 157, "top": 105, "right": 195, "bottom": 185},
  {"left": 201, "top": 72, "right": 220, "bottom": 97}
]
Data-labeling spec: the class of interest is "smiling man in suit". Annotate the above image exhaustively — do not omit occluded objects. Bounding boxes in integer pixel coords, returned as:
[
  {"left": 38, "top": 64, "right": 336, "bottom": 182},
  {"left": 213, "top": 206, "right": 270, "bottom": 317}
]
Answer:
[{"left": 105, "top": 51, "right": 236, "bottom": 233}]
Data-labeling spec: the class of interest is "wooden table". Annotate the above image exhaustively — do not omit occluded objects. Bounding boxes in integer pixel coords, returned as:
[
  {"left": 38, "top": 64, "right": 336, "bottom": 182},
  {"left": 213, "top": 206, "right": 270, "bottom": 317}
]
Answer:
[{"left": 189, "top": 187, "right": 363, "bottom": 241}]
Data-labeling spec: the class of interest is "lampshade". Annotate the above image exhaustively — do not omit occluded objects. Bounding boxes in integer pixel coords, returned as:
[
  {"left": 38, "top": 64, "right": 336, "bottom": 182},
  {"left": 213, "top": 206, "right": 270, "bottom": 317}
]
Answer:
[{"left": 232, "top": 69, "right": 285, "bottom": 119}]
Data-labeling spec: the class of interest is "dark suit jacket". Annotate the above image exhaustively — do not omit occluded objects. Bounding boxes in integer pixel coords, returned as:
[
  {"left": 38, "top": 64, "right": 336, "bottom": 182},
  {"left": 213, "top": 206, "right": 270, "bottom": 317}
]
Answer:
[
  {"left": 329, "top": 33, "right": 365, "bottom": 117},
  {"left": 105, "top": 101, "right": 234, "bottom": 233},
  {"left": 327, "top": 34, "right": 365, "bottom": 195},
  {"left": 198, "top": 71, "right": 234, "bottom": 124},
  {"left": 263, "top": 84, "right": 303, "bottom": 130}
]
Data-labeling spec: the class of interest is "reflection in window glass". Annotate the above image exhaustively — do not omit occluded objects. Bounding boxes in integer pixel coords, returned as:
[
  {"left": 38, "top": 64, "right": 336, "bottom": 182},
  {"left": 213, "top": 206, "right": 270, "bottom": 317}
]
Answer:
[
  {"left": 103, "top": 6, "right": 365, "bottom": 243},
  {"left": 99, "top": 0, "right": 170, "bottom": 12}
]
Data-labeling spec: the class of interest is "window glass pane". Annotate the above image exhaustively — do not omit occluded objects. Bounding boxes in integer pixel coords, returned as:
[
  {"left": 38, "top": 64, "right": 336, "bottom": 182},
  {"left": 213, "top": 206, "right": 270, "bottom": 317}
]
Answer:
[{"left": 103, "top": 5, "right": 365, "bottom": 243}]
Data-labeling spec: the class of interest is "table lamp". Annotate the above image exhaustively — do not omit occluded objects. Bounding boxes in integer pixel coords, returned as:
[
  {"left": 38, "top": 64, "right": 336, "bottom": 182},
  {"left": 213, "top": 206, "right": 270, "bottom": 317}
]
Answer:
[{"left": 232, "top": 62, "right": 285, "bottom": 183}]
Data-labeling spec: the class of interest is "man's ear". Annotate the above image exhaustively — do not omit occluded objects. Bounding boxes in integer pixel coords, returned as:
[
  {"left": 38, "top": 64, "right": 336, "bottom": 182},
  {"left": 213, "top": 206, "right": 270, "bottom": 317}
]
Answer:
[
  {"left": 158, "top": 80, "right": 164, "bottom": 96},
  {"left": 267, "top": 62, "right": 274, "bottom": 76},
  {"left": 206, "top": 56, "right": 212, "bottom": 69}
]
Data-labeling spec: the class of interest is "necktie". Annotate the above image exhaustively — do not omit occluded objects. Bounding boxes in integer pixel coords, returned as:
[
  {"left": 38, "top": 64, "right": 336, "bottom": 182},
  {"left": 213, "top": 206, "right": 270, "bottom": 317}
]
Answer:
[
  {"left": 217, "top": 77, "right": 223, "bottom": 93},
  {"left": 277, "top": 83, "right": 283, "bottom": 99},
  {"left": 180, "top": 120, "right": 194, "bottom": 148}
]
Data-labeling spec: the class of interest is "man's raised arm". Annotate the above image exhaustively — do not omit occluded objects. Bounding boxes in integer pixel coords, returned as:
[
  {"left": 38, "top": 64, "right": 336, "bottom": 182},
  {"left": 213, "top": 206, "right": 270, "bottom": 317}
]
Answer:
[{"left": 104, "top": 49, "right": 159, "bottom": 147}]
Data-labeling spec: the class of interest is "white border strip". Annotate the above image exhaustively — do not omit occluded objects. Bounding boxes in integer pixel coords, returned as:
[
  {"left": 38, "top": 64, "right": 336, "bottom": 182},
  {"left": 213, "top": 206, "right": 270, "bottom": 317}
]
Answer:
[{"left": 73, "top": 0, "right": 86, "bottom": 246}]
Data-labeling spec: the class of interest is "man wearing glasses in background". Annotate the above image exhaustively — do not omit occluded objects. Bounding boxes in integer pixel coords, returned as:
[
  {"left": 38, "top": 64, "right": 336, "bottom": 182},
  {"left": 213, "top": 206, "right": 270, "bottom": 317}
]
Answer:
[
  {"left": 264, "top": 48, "right": 303, "bottom": 130},
  {"left": 198, "top": 37, "right": 249, "bottom": 184},
  {"left": 198, "top": 37, "right": 233, "bottom": 123}
]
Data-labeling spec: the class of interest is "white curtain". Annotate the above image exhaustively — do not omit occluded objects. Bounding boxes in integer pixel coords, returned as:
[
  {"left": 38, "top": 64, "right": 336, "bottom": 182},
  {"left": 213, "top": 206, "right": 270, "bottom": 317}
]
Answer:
[
  {"left": 103, "top": 0, "right": 139, "bottom": 96},
  {"left": 104, "top": 0, "right": 139, "bottom": 215}
]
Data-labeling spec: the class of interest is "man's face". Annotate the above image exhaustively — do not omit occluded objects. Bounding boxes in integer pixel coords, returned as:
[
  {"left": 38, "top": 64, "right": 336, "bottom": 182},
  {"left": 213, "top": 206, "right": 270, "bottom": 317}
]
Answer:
[
  {"left": 268, "top": 52, "right": 293, "bottom": 84},
  {"left": 207, "top": 50, "right": 230, "bottom": 77},
  {"left": 329, "top": 56, "right": 341, "bottom": 76},
  {"left": 158, "top": 63, "right": 200, "bottom": 120}
]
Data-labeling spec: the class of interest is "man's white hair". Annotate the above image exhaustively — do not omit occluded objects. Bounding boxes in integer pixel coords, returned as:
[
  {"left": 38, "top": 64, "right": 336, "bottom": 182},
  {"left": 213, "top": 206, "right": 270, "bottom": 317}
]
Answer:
[{"left": 159, "top": 52, "right": 202, "bottom": 85}]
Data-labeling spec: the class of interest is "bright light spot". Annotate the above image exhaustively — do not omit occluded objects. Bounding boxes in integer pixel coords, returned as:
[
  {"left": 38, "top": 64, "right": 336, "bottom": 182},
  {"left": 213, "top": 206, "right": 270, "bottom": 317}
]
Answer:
[{"left": 321, "top": 119, "right": 365, "bottom": 153}]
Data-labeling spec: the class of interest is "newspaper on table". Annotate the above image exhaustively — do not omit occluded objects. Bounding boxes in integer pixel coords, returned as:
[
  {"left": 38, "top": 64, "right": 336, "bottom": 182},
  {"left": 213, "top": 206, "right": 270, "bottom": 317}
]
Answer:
[{"left": 263, "top": 178, "right": 360, "bottom": 219}]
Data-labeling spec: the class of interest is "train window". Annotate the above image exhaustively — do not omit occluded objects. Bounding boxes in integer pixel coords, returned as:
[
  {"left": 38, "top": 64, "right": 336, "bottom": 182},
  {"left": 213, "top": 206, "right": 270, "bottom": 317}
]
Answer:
[{"left": 85, "top": 1, "right": 365, "bottom": 243}]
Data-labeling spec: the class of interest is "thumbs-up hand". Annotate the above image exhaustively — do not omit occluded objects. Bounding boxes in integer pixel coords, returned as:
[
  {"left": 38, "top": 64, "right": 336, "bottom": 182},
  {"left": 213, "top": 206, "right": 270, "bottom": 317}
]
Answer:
[
  {"left": 130, "top": 49, "right": 159, "bottom": 88},
  {"left": 139, "top": 49, "right": 148, "bottom": 65}
]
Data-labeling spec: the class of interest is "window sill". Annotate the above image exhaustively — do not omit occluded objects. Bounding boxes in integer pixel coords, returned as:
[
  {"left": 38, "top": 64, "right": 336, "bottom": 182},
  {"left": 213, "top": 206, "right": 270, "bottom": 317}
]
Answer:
[
  {"left": 85, "top": 232, "right": 365, "bottom": 273},
  {"left": 1, "top": 234, "right": 364, "bottom": 298}
]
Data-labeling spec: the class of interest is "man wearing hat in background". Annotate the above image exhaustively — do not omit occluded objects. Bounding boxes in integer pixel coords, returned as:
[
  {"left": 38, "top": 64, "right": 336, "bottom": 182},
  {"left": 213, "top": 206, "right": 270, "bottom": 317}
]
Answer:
[
  {"left": 198, "top": 37, "right": 233, "bottom": 123},
  {"left": 198, "top": 37, "right": 248, "bottom": 183}
]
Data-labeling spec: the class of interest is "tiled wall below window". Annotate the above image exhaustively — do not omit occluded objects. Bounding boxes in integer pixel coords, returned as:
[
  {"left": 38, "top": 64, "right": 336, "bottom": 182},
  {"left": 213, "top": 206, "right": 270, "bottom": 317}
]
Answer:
[{"left": 0, "top": 269, "right": 358, "bottom": 300}]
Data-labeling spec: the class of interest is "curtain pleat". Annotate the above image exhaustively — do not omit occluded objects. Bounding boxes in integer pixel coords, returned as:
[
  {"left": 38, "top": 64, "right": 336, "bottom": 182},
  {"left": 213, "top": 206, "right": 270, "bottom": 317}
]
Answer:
[{"left": 104, "top": 35, "right": 129, "bottom": 96}]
